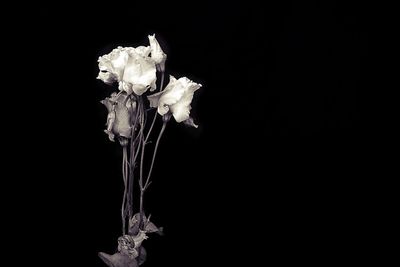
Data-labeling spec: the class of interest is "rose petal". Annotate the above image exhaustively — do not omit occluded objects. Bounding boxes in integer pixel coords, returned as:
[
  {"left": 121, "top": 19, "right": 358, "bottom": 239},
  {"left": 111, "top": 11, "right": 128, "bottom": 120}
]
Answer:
[
  {"left": 156, "top": 76, "right": 185, "bottom": 115},
  {"left": 98, "top": 56, "right": 113, "bottom": 72},
  {"left": 148, "top": 34, "right": 167, "bottom": 71},
  {"left": 183, "top": 117, "right": 199, "bottom": 128},
  {"left": 162, "top": 77, "right": 201, "bottom": 122},
  {"left": 100, "top": 97, "right": 114, "bottom": 113},
  {"left": 147, "top": 92, "right": 163, "bottom": 108},
  {"left": 122, "top": 51, "right": 157, "bottom": 95},
  {"left": 97, "top": 47, "right": 129, "bottom": 84},
  {"left": 97, "top": 71, "right": 117, "bottom": 84},
  {"left": 110, "top": 50, "right": 129, "bottom": 80},
  {"left": 152, "top": 76, "right": 201, "bottom": 120},
  {"left": 134, "top": 46, "right": 151, "bottom": 57},
  {"left": 118, "top": 81, "right": 133, "bottom": 94},
  {"left": 125, "top": 97, "right": 137, "bottom": 118},
  {"left": 101, "top": 98, "right": 116, "bottom": 141},
  {"left": 113, "top": 101, "right": 132, "bottom": 138},
  {"left": 101, "top": 93, "right": 133, "bottom": 140}
]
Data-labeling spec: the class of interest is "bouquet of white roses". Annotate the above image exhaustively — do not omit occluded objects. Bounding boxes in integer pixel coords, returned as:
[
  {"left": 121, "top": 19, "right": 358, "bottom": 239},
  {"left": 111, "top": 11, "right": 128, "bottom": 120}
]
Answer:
[{"left": 96, "top": 34, "right": 202, "bottom": 267}]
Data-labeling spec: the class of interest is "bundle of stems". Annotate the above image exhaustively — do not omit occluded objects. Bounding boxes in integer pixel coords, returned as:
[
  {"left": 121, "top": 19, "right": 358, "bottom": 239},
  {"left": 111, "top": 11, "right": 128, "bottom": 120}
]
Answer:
[{"left": 120, "top": 73, "right": 166, "bottom": 235}]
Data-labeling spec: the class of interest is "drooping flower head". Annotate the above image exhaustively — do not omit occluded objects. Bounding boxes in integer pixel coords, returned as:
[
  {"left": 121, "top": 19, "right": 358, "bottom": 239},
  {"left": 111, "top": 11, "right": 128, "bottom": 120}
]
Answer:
[
  {"left": 101, "top": 92, "right": 136, "bottom": 142},
  {"left": 148, "top": 76, "right": 202, "bottom": 127}
]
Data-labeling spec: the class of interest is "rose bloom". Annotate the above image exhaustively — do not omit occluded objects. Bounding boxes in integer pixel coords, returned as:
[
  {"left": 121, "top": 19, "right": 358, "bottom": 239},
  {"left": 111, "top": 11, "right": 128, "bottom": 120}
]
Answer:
[
  {"left": 97, "top": 34, "right": 167, "bottom": 95},
  {"left": 148, "top": 76, "right": 201, "bottom": 127},
  {"left": 97, "top": 46, "right": 156, "bottom": 96},
  {"left": 101, "top": 92, "right": 136, "bottom": 141}
]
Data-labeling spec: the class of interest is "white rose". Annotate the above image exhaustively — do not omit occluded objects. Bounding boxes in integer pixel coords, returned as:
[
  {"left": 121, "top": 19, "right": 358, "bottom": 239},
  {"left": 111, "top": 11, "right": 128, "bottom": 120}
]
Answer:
[
  {"left": 122, "top": 48, "right": 157, "bottom": 95},
  {"left": 97, "top": 46, "right": 157, "bottom": 96},
  {"left": 97, "top": 47, "right": 129, "bottom": 82},
  {"left": 148, "top": 76, "right": 201, "bottom": 127}
]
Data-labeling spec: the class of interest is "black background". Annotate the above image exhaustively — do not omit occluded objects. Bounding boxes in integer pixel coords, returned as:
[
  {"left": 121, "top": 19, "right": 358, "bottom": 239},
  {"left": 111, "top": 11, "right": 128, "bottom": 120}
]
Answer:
[{"left": 8, "top": 1, "right": 372, "bottom": 265}]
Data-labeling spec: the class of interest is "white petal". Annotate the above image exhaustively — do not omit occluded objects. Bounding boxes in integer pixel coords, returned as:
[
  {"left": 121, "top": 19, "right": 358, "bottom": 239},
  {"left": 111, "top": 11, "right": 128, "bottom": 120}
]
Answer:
[
  {"left": 113, "top": 102, "right": 132, "bottom": 138},
  {"left": 169, "top": 102, "right": 191, "bottom": 122},
  {"left": 118, "top": 81, "right": 134, "bottom": 94},
  {"left": 149, "top": 77, "right": 157, "bottom": 91},
  {"left": 131, "top": 84, "right": 149, "bottom": 96},
  {"left": 110, "top": 50, "right": 129, "bottom": 80},
  {"left": 169, "top": 88, "right": 196, "bottom": 122},
  {"left": 97, "top": 71, "right": 116, "bottom": 84},
  {"left": 101, "top": 93, "right": 132, "bottom": 139},
  {"left": 167, "top": 75, "right": 177, "bottom": 86},
  {"left": 147, "top": 92, "right": 163, "bottom": 108},
  {"left": 148, "top": 34, "right": 167, "bottom": 70},
  {"left": 134, "top": 46, "right": 151, "bottom": 57},
  {"left": 122, "top": 51, "right": 157, "bottom": 95},
  {"left": 183, "top": 117, "right": 198, "bottom": 128},
  {"left": 158, "top": 76, "right": 184, "bottom": 106},
  {"left": 164, "top": 77, "right": 201, "bottom": 122},
  {"left": 98, "top": 47, "right": 129, "bottom": 82},
  {"left": 98, "top": 56, "right": 113, "bottom": 71},
  {"left": 100, "top": 97, "right": 114, "bottom": 113}
]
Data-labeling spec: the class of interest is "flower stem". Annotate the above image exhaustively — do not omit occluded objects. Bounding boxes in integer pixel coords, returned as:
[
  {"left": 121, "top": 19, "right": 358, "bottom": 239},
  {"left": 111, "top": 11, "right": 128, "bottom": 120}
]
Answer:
[
  {"left": 144, "top": 121, "right": 167, "bottom": 190},
  {"left": 138, "top": 121, "right": 167, "bottom": 231},
  {"left": 128, "top": 95, "right": 141, "bottom": 219},
  {"left": 122, "top": 145, "right": 128, "bottom": 234},
  {"left": 138, "top": 96, "right": 147, "bottom": 229},
  {"left": 137, "top": 72, "right": 166, "bottom": 230},
  {"left": 139, "top": 99, "right": 146, "bottom": 191},
  {"left": 160, "top": 72, "right": 165, "bottom": 91},
  {"left": 139, "top": 190, "right": 144, "bottom": 226},
  {"left": 144, "top": 72, "right": 165, "bottom": 144}
]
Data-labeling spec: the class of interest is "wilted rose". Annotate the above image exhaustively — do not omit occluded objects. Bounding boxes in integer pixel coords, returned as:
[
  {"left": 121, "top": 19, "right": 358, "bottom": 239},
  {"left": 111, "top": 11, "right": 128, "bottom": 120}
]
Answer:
[{"left": 101, "top": 92, "right": 136, "bottom": 142}]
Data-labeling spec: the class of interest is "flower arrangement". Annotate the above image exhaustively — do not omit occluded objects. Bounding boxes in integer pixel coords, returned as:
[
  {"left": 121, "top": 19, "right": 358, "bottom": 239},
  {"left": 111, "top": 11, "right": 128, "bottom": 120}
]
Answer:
[{"left": 96, "top": 35, "right": 202, "bottom": 267}]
